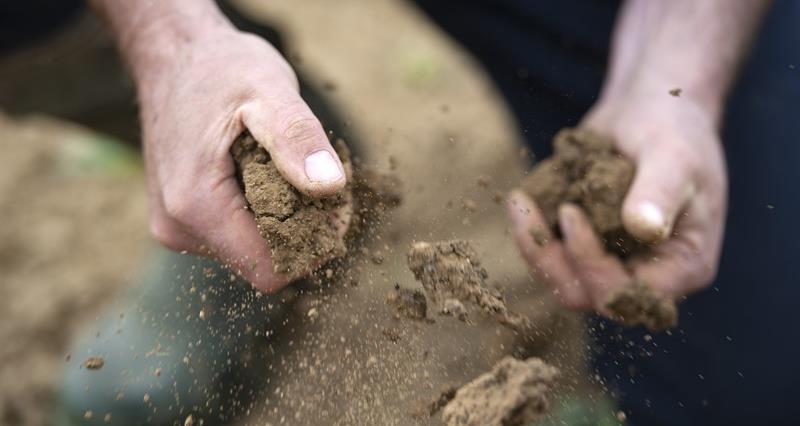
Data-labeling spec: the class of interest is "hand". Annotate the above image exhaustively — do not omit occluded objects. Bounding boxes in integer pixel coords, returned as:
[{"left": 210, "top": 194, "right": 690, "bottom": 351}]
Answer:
[
  {"left": 508, "top": 89, "right": 727, "bottom": 312},
  {"left": 135, "top": 27, "right": 347, "bottom": 291}
]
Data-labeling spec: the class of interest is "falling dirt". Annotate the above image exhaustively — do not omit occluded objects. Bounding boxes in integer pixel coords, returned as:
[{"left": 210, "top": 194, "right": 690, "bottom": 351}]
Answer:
[
  {"left": 82, "top": 356, "right": 104, "bottom": 370},
  {"left": 441, "top": 356, "right": 558, "bottom": 426},
  {"left": 232, "top": 132, "right": 353, "bottom": 277},
  {"left": 406, "top": 240, "right": 547, "bottom": 338},
  {"left": 520, "top": 128, "right": 678, "bottom": 331},
  {"left": 604, "top": 280, "right": 678, "bottom": 331},
  {"left": 386, "top": 285, "right": 428, "bottom": 321}
]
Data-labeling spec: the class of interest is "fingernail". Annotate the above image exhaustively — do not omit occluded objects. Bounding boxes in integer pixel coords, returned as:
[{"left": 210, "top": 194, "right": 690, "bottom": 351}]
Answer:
[
  {"left": 558, "top": 205, "right": 575, "bottom": 238},
  {"left": 305, "top": 150, "right": 343, "bottom": 183},
  {"left": 638, "top": 201, "right": 668, "bottom": 236}
]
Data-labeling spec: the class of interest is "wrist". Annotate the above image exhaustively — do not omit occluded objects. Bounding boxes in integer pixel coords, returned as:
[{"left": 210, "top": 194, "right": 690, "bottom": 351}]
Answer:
[
  {"left": 596, "top": 69, "right": 724, "bottom": 129},
  {"left": 115, "top": 2, "right": 234, "bottom": 88}
]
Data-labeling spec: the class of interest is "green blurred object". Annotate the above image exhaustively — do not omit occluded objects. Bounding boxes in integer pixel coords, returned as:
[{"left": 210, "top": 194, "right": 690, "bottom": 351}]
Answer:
[
  {"left": 538, "top": 393, "right": 624, "bottom": 426},
  {"left": 55, "top": 134, "right": 142, "bottom": 176},
  {"left": 399, "top": 48, "right": 442, "bottom": 88},
  {"left": 53, "top": 247, "right": 296, "bottom": 426}
]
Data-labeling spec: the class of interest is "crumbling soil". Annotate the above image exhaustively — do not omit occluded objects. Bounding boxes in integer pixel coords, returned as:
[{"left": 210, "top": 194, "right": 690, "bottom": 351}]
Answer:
[
  {"left": 407, "top": 240, "right": 506, "bottom": 320},
  {"left": 386, "top": 285, "right": 428, "bottom": 320},
  {"left": 231, "top": 132, "right": 353, "bottom": 277},
  {"left": 604, "top": 280, "right": 677, "bottom": 331},
  {"left": 406, "top": 240, "right": 539, "bottom": 335},
  {"left": 521, "top": 128, "right": 678, "bottom": 331},
  {"left": 520, "top": 127, "right": 639, "bottom": 257},
  {"left": 441, "top": 356, "right": 558, "bottom": 426}
]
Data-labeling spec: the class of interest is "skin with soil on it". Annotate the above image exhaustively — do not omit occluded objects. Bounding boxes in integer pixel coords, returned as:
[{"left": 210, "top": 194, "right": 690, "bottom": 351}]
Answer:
[
  {"left": 231, "top": 132, "right": 353, "bottom": 277},
  {"left": 520, "top": 127, "right": 678, "bottom": 331}
]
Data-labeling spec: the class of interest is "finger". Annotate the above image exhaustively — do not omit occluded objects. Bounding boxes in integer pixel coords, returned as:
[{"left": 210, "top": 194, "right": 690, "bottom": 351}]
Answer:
[
  {"left": 507, "top": 191, "right": 590, "bottom": 309},
  {"left": 630, "top": 202, "right": 721, "bottom": 299},
  {"left": 239, "top": 91, "right": 346, "bottom": 198},
  {"left": 558, "top": 203, "right": 631, "bottom": 310},
  {"left": 622, "top": 146, "right": 695, "bottom": 243},
  {"left": 199, "top": 180, "right": 290, "bottom": 292},
  {"left": 146, "top": 177, "right": 205, "bottom": 253}
]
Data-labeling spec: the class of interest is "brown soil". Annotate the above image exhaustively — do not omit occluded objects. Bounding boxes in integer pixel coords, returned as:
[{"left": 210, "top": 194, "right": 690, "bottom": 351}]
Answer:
[
  {"left": 82, "top": 356, "right": 104, "bottom": 370},
  {"left": 605, "top": 280, "right": 678, "bottom": 331},
  {"left": 441, "top": 356, "right": 558, "bottom": 426},
  {"left": 521, "top": 128, "right": 678, "bottom": 331},
  {"left": 520, "top": 127, "right": 639, "bottom": 257},
  {"left": 386, "top": 285, "right": 428, "bottom": 320},
  {"left": 407, "top": 240, "right": 504, "bottom": 319},
  {"left": 408, "top": 240, "right": 547, "bottom": 333},
  {"left": 231, "top": 132, "right": 353, "bottom": 276}
]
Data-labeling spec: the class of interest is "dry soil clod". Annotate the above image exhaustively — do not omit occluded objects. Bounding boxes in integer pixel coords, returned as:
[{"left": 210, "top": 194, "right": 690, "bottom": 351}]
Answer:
[
  {"left": 442, "top": 356, "right": 559, "bottom": 426},
  {"left": 231, "top": 132, "right": 352, "bottom": 277},
  {"left": 406, "top": 240, "right": 538, "bottom": 334}
]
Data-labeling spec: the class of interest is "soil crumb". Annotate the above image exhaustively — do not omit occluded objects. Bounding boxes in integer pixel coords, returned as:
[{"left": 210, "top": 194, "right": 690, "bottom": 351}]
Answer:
[
  {"left": 424, "top": 385, "right": 458, "bottom": 416},
  {"left": 605, "top": 280, "right": 678, "bottom": 331},
  {"left": 83, "top": 356, "right": 104, "bottom": 370},
  {"left": 442, "top": 356, "right": 558, "bottom": 426},
  {"left": 231, "top": 132, "right": 352, "bottom": 277},
  {"left": 520, "top": 127, "right": 639, "bottom": 257},
  {"left": 386, "top": 285, "right": 427, "bottom": 320}
]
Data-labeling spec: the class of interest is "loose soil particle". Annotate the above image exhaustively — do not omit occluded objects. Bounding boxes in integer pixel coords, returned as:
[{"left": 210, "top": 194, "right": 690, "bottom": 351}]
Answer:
[
  {"left": 604, "top": 280, "right": 678, "bottom": 331},
  {"left": 520, "top": 128, "right": 678, "bottom": 331},
  {"left": 386, "top": 285, "right": 428, "bottom": 320},
  {"left": 442, "top": 356, "right": 558, "bottom": 426},
  {"left": 83, "top": 357, "right": 104, "bottom": 370}
]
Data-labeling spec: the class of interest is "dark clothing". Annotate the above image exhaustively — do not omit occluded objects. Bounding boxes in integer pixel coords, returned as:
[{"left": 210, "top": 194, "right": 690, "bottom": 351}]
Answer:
[
  {"left": 0, "top": 1, "right": 83, "bottom": 53},
  {"left": 414, "top": 1, "right": 800, "bottom": 425}
]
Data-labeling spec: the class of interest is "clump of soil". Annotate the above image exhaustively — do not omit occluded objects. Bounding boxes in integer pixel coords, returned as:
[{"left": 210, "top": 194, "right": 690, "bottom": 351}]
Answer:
[
  {"left": 605, "top": 280, "right": 677, "bottom": 331},
  {"left": 231, "top": 132, "right": 353, "bottom": 277},
  {"left": 520, "top": 127, "right": 638, "bottom": 257},
  {"left": 442, "top": 356, "right": 558, "bottom": 426},
  {"left": 386, "top": 285, "right": 427, "bottom": 320},
  {"left": 406, "top": 240, "right": 536, "bottom": 333},
  {"left": 520, "top": 128, "right": 678, "bottom": 331},
  {"left": 406, "top": 240, "right": 505, "bottom": 319}
]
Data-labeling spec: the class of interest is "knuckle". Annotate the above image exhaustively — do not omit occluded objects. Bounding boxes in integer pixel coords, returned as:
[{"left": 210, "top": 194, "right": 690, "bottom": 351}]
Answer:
[
  {"left": 149, "top": 215, "right": 186, "bottom": 251},
  {"left": 281, "top": 113, "right": 323, "bottom": 145},
  {"left": 162, "top": 186, "right": 195, "bottom": 223}
]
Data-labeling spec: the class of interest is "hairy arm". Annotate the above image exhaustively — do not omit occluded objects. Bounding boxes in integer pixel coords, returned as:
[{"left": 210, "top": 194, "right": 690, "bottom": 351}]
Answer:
[
  {"left": 88, "top": 0, "right": 347, "bottom": 291},
  {"left": 599, "top": 0, "right": 771, "bottom": 123},
  {"left": 510, "top": 0, "right": 771, "bottom": 311}
]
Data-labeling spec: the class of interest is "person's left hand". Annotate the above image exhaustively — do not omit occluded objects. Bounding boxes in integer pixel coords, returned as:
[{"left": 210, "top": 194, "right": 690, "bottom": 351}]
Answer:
[{"left": 507, "top": 89, "right": 728, "bottom": 313}]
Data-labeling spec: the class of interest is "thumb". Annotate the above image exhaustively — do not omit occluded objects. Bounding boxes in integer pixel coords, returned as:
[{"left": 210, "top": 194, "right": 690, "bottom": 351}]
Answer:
[
  {"left": 240, "top": 90, "right": 346, "bottom": 198},
  {"left": 622, "top": 147, "right": 695, "bottom": 243}
]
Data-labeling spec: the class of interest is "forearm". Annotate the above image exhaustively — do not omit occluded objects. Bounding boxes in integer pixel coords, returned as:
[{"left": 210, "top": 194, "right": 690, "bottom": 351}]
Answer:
[
  {"left": 600, "top": 0, "right": 771, "bottom": 123},
  {"left": 87, "top": 0, "right": 233, "bottom": 84}
]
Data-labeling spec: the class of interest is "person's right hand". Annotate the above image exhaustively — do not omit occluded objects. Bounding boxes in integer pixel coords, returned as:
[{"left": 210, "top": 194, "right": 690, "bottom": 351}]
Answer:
[{"left": 133, "top": 25, "right": 347, "bottom": 292}]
